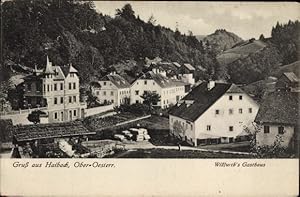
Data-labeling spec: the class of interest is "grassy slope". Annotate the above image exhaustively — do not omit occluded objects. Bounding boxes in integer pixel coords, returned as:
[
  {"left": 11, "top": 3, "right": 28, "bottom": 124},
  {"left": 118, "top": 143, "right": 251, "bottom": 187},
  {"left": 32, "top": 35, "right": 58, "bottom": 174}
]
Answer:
[{"left": 217, "top": 40, "right": 267, "bottom": 65}]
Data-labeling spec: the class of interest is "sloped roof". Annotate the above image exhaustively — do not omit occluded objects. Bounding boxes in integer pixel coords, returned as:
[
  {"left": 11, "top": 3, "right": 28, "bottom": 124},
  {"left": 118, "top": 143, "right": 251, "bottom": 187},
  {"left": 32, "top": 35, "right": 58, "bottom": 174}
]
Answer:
[
  {"left": 173, "top": 62, "right": 181, "bottom": 68},
  {"left": 12, "top": 121, "right": 95, "bottom": 142},
  {"left": 183, "top": 63, "right": 195, "bottom": 71},
  {"left": 169, "top": 82, "right": 242, "bottom": 121},
  {"left": 139, "top": 71, "right": 187, "bottom": 88},
  {"left": 100, "top": 74, "right": 130, "bottom": 88},
  {"left": 53, "top": 66, "right": 66, "bottom": 80},
  {"left": 60, "top": 64, "right": 78, "bottom": 77},
  {"left": 44, "top": 56, "right": 55, "bottom": 74},
  {"left": 255, "top": 91, "right": 300, "bottom": 125},
  {"left": 283, "top": 72, "right": 299, "bottom": 83}
]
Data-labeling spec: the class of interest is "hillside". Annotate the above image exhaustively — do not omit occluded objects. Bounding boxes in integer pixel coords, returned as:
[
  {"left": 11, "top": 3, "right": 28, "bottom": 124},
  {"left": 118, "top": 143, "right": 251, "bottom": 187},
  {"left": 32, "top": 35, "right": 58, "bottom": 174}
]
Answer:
[
  {"left": 272, "top": 60, "right": 300, "bottom": 78},
  {"left": 1, "top": 0, "right": 218, "bottom": 84},
  {"left": 217, "top": 39, "right": 267, "bottom": 65},
  {"left": 195, "top": 35, "right": 206, "bottom": 41},
  {"left": 202, "top": 29, "right": 243, "bottom": 54}
]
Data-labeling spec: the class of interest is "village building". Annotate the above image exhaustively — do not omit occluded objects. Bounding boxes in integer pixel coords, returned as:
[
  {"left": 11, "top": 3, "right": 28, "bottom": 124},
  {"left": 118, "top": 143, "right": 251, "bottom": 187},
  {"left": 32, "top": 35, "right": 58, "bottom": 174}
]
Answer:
[
  {"left": 130, "top": 68, "right": 189, "bottom": 109},
  {"left": 22, "top": 56, "right": 87, "bottom": 123},
  {"left": 254, "top": 91, "right": 299, "bottom": 151},
  {"left": 169, "top": 81, "right": 259, "bottom": 146},
  {"left": 255, "top": 72, "right": 300, "bottom": 151},
  {"left": 91, "top": 72, "right": 131, "bottom": 107},
  {"left": 275, "top": 72, "right": 300, "bottom": 92}
]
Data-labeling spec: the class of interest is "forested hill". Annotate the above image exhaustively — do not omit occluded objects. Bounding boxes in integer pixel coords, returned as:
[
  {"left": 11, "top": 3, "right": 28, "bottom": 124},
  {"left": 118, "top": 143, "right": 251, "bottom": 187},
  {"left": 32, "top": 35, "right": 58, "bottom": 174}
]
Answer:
[
  {"left": 202, "top": 29, "right": 243, "bottom": 54},
  {"left": 1, "top": 0, "right": 220, "bottom": 83}
]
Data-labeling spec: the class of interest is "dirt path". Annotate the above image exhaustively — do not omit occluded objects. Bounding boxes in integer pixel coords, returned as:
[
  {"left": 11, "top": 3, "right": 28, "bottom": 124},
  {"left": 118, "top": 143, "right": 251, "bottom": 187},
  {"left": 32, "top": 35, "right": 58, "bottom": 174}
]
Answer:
[{"left": 123, "top": 141, "right": 253, "bottom": 156}]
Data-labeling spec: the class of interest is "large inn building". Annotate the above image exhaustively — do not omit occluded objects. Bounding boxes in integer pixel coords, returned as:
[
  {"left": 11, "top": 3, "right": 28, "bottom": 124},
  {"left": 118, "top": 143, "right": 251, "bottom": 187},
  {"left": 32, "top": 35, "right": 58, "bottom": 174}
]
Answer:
[{"left": 169, "top": 81, "right": 259, "bottom": 146}]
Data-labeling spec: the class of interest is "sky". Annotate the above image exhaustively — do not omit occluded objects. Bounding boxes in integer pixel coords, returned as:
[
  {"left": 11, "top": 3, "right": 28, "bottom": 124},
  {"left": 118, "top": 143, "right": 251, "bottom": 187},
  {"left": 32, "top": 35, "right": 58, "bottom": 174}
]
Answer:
[{"left": 94, "top": 1, "right": 300, "bottom": 39}]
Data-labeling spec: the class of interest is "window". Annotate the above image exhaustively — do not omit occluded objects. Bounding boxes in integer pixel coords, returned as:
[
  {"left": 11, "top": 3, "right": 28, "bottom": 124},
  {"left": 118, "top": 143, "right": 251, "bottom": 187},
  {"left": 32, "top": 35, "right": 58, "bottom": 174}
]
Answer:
[
  {"left": 54, "top": 97, "right": 58, "bottom": 105},
  {"left": 69, "top": 83, "right": 72, "bottom": 90},
  {"left": 229, "top": 126, "right": 234, "bottom": 132},
  {"left": 73, "top": 110, "right": 76, "bottom": 116},
  {"left": 278, "top": 126, "right": 284, "bottom": 134},
  {"left": 69, "top": 96, "right": 72, "bottom": 103},
  {"left": 111, "top": 91, "right": 114, "bottom": 96},
  {"left": 54, "top": 83, "right": 57, "bottom": 91},
  {"left": 239, "top": 108, "right": 243, "bottom": 114},
  {"left": 73, "top": 96, "right": 76, "bottom": 103},
  {"left": 215, "top": 110, "right": 219, "bottom": 115},
  {"left": 229, "top": 95, "right": 233, "bottom": 100},
  {"left": 111, "top": 100, "right": 114, "bottom": 103},
  {"left": 61, "top": 97, "right": 64, "bottom": 104},
  {"left": 54, "top": 112, "right": 58, "bottom": 119},
  {"left": 229, "top": 109, "right": 233, "bottom": 114},
  {"left": 43, "top": 84, "right": 46, "bottom": 92},
  {"left": 135, "top": 90, "right": 139, "bottom": 95},
  {"left": 136, "top": 100, "right": 139, "bottom": 104},
  {"left": 103, "top": 91, "right": 106, "bottom": 96},
  {"left": 73, "top": 83, "right": 76, "bottom": 89},
  {"left": 248, "top": 108, "right": 252, "bottom": 113},
  {"left": 264, "top": 126, "right": 270, "bottom": 133},
  {"left": 144, "top": 80, "right": 147, "bottom": 85},
  {"left": 153, "top": 82, "right": 155, "bottom": 85},
  {"left": 207, "top": 125, "right": 211, "bottom": 131},
  {"left": 60, "top": 83, "right": 63, "bottom": 90},
  {"left": 239, "top": 95, "right": 243, "bottom": 100},
  {"left": 103, "top": 82, "right": 106, "bottom": 86},
  {"left": 47, "top": 84, "right": 50, "bottom": 92},
  {"left": 96, "top": 91, "right": 99, "bottom": 95},
  {"left": 190, "top": 125, "right": 193, "bottom": 130}
]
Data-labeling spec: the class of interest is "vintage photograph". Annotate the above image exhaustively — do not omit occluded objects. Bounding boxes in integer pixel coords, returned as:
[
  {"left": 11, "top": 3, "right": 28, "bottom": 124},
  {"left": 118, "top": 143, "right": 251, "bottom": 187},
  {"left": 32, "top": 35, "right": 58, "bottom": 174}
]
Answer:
[{"left": 0, "top": 1, "right": 299, "bottom": 159}]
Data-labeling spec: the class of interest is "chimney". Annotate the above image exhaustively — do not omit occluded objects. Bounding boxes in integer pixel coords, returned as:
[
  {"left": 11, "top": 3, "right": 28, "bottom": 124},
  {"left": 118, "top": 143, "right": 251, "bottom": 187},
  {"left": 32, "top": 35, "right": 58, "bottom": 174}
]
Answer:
[{"left": 207, "top": 80, "right": 215, "bottom": 91}]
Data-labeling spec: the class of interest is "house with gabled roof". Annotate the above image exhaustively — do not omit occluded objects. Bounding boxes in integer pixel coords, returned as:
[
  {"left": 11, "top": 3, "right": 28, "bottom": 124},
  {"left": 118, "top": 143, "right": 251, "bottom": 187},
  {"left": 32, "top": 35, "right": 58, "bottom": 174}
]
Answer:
[
  {"left": 92, "top": 72, "right": 131, "bottom": 107},
  {"left": 254, "top": 91, "right": 299, "bottom": 151},
  {"left": 169, "top": 81, "right": 259, "bottom": 146},
  {"left": 275, "top": 72, "right": 299, "bottom": 92},
  {"left": 130, "top": 68, "right": 189, "bottom": 109},
  {"left": 22, "top": 56, "right": 87, "bottom": 123}
]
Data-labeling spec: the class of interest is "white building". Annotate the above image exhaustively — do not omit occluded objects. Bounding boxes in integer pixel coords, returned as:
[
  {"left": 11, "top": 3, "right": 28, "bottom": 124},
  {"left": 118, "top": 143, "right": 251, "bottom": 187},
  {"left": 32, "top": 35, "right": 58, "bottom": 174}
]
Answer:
[
  {"left": 130, "top": 68, "right": 188, "bottom": 109},
  {"left": 91, "top": 72, "right": 131, "bottom": 107},
  {"left": 23, "top": 56, "right": 87, "bottom": 123},
  {"left": 169, "top": 81, "right": 259, "bottom": 146}
]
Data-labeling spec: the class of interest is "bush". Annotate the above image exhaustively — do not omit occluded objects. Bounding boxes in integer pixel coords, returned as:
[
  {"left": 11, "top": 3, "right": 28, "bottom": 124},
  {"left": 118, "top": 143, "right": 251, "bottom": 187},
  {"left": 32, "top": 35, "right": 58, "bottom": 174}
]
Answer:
[{"left": 115, "top": 103, "right": 150, "bottom": 115}]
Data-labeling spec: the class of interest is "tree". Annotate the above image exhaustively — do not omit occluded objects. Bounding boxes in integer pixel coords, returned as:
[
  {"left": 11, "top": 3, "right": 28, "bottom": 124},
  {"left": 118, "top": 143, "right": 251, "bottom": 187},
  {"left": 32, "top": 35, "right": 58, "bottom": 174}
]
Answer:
[
  {"left": 27, "top": 110, "right": 46, "bottom": 124},
  {"left": 147, "top": 14, "right": 156, "bottom": 25},
  {"left": 259, "top": 34, "right": 265, "bottom": 41},
  {"left": 116, "top": 4, "right": 135, "bottom": 20},
  {"left": 140, "top": 91, "right": 161, "bottom": 112}
]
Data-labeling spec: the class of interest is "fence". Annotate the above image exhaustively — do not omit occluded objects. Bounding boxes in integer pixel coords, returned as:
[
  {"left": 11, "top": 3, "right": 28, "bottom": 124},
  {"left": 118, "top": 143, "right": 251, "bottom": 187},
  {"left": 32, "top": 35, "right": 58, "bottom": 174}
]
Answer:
[{"left": 0, "top": 107, "right": 48, "bottom": 116}]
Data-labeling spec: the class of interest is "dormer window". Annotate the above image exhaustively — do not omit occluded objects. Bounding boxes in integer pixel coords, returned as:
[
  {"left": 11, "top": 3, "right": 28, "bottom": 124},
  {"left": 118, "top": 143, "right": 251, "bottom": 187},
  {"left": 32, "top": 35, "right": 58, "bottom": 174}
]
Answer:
[{"left": 229, "top": 95, "right": 233, "bottom": 100}]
